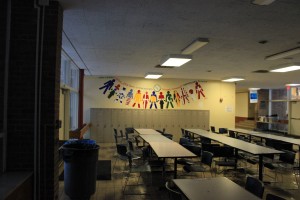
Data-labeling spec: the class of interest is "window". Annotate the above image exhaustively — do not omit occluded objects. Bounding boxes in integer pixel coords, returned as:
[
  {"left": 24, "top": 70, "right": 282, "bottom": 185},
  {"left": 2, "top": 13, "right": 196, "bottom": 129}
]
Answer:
[
  {"left": 60, "top": 51, "right": 80, "bottom": 139},
  {"left": 70, "top": 62, "right": 79, "bottom": 90},
  {"left": 70, "top": 91, "right": 78, "bottom": 131}
]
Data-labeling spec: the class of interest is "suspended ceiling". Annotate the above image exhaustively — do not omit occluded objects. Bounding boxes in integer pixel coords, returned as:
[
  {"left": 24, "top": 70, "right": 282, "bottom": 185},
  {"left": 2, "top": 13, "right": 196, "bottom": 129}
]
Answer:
[{"left": 58, "top": 0, "right": 300, "bottom": 91}]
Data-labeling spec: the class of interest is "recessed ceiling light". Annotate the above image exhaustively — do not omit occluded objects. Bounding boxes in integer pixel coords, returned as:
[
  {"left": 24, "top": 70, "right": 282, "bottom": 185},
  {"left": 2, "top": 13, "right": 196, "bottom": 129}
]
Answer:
[
  {"left": 181, "top": 38, "right": 209, "bottom": 54},
  {"left": 270, "top": 65, "right": 300, "bottom": 72},
  {"left": 265, "top": 47, "right": 300, "bottom": 60},
  {"left": 222, "top": 77, "right": 245, "bottom": 82},
  {"left": 145, "top": 73, "right": 163, "bottom": 79},
  {"left": 160, "top": 54, "right": 192, "bottom": 67},
  {"left": 252, "top": 0, "right": 276, "bottom": 5}
]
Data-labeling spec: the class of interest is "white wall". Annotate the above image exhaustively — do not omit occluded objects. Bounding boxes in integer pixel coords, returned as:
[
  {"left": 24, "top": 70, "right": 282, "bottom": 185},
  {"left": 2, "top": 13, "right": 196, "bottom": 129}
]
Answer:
[{"left": 83, "top": 77, "right": 235, "bottom": 131}]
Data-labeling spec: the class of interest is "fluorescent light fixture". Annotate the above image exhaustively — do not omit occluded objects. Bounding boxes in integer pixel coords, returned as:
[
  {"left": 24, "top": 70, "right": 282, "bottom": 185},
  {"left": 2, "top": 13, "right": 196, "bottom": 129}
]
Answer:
[
  {"left": 145, "top": 73, "right": 162, "bottom": 79},
  {"left": 252, "top": 0, "right": 275, "bottom": 5},
  {"left": 270, "top": 65, "right": 300, "bottom": 72},
  {"left": 249, "top": 88, "right": 260, "bottom": 90},
  {"left": 160, "top": 54, "right": 192, "bottom": 67},
  {"left": 222, "top": 77, "right": 245, "bottom": 82},
  {"left": 181, "top": 38, "right": 209, "bottom": 54},
  {"left": 285, "top": 83, "right": 300, "bottom": 86},
  {"left": 265, "top": 47, "right": 300, "bottom": 60}
]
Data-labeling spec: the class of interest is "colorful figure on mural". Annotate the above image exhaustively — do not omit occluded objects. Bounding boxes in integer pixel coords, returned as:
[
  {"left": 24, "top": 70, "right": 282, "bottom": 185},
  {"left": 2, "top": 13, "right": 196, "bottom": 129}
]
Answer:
[
  {"left": 99, "top": 79, "right": 115, "bottom": 94},
  {"left": 173, "top": 90, "right": 181, "bottom": 107},
  {"left": 181, "top": 87, "right": 190, "bottom": 105},
  {"left": 158, "top": 92, "right": 165, "bottom": 109},
  {"left": 149, "top": 91, "right": 158, "bottom": 109},
  {"left": 195, "top": 81, "right": 205, "bottom": 99},
  {"left": 143, "top": 91, "right": 149, "bottom": 109},
  {"left": 132, "top": 90, "right": 143, "bottom": 108},
  {"left": 188, "top": 89, "right": 195, "bottom": 101},
  {"left": 98, "top": 78, "right": 207, "bottom": 108},
  {"left": 125, "top": 89, "right": 134, "bottom": 105},
  {"left": 108, "top": 84, "right": 120, "bottom": 99},
  {"left": 115, "top": 87, "right": 127, "bottom": 104},
  {"left": 165, "top": 91, "right": 174, "bottom": 108}
]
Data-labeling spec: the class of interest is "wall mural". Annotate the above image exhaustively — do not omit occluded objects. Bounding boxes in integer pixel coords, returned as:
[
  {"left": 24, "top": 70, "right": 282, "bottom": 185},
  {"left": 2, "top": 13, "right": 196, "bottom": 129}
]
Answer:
[{"left": 98, "top": 77, "right": 206, "bottom": 109}]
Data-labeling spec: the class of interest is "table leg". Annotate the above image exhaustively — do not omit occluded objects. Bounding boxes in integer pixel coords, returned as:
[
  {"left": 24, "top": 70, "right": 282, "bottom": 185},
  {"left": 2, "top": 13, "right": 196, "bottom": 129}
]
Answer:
[
  {"left": 234, "top": 148, "right": 238, "bottom": 170},
  {"left": 174, "top": 158, "right": 177, "bottom": 179},
  {"left": 162, "top": 158, "right": 166, "bottom": 178},
  {"left": 297, "top": 145, "right": 300, "bottom": 175},
  {"left": 259, "top": 155, "right": 263, "bottom": 181}
]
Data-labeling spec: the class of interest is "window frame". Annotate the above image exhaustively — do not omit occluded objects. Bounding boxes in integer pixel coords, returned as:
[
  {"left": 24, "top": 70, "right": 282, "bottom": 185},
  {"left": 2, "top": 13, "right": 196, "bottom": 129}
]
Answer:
[{"left": 60, "top": 50, "right": 80, "bottom": 137}]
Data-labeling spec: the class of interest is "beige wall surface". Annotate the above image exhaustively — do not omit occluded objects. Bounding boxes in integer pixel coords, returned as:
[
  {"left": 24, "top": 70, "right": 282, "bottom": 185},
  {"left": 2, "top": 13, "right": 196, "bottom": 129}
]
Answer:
[
  {"left": 290, "top": 101, "right": 300, "bottom": 136},
  {"left": 236, "top": 92, "right": 248, "bottom": 118},
  {"left": 84, "top": 76, "right": 235, "bottom": 137}
]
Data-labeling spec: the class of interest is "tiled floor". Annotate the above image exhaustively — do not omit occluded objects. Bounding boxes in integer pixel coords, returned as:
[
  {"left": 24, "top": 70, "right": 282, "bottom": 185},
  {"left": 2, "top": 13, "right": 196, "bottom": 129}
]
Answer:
[{"left": 59, "top": 143, "right": 300, "bottom": 200}]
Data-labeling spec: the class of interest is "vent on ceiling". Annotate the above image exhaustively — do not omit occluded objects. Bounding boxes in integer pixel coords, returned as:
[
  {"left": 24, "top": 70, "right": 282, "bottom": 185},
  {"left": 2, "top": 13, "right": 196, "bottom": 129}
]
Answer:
[
  {"left": 252, "top": 70, "right": 269, "bottom": 73},
  {"left": 155, "top": 65, "right": 175, "bottom": 69}
]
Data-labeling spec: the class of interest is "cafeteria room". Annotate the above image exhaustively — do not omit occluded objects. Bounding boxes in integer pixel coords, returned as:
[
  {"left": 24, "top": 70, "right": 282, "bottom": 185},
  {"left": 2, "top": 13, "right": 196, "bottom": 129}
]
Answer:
[{"left": 1, "top": 0, "right": 300, "bottom": 200}]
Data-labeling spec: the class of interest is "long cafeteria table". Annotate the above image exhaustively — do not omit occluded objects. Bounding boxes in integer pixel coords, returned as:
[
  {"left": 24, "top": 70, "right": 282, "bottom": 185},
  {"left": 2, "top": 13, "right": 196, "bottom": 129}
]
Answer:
[
  {"left": 229, "top": 127, "right": 300, "bottom": 174},
  {"left": 229, "top": 128, "right": 300, "bottom": 146},
  {"left": 173, "top": 177, "right": 261, "bottom": 200},
  {"left": 186, "top": 128, "right": 283, "bottom": 181},
  {"left": 134, "top": 128, "right": 196, "bottom": 178}
]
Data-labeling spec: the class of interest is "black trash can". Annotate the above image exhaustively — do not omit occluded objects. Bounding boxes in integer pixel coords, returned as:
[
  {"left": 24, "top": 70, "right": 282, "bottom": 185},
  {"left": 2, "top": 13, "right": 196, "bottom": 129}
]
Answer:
[{"left": 62, "top": 139, "right": 99, "bottom": 200}]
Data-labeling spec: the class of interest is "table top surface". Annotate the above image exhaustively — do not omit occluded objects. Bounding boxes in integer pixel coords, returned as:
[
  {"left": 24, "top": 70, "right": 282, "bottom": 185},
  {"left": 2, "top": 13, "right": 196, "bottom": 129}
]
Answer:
[
  {"left": 139, "top": 134, "right": 174, "bottom": 143},
  {"left": 187, "top": 129, "right": 283, "bottom": 155},
  {"left": 229, "top": 128, "right": 300, "bottom": 146},
  {"left": 150, "top": 142, "right": 196, "bottom": 158},
  {"left": 173, "top": 177, "right": 261, "bottom": 200},
  {"left": 137, "top": 129, "right": 196, "bottom": 158},
  {"left": 134, "top": 128, "right": 162, "bottom": 135}
]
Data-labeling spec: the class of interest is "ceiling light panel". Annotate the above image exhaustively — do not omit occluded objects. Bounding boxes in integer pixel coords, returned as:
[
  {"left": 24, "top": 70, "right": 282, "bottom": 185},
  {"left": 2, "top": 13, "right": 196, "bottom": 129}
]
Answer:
[
  {"left": 286, "top": 83, "right": 300, "bottom": 86},
  {"left": 160, "top": 54, "right": 192, "bottom": 67},
  {"left": 270, "top": 65, "right": 300, "bottom": 72},
  {"left": 222, "top": 78, "right": 245, "bottom": 82},
  {"left": 145, "top": 73, "right": 163, "bottom": 79}
]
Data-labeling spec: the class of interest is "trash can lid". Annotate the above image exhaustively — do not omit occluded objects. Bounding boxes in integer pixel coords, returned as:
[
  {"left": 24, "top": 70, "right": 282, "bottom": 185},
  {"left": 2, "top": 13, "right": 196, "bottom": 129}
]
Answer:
[{"left": 63, "top": 139, "right": 99, "bottom": 149}]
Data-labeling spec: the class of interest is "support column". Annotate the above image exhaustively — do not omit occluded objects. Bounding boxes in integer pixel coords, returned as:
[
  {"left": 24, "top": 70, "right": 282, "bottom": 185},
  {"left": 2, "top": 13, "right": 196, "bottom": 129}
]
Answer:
[
  {"left": 1, "top": 1, "right": 63, "bottom": 199},
  {"left": 78, "top": 69, "right": 84, "bottom": 128}
]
